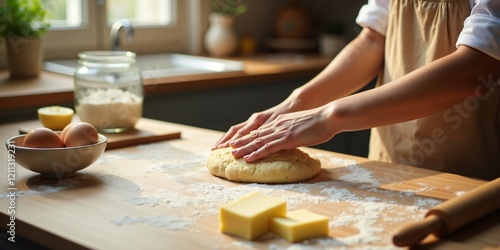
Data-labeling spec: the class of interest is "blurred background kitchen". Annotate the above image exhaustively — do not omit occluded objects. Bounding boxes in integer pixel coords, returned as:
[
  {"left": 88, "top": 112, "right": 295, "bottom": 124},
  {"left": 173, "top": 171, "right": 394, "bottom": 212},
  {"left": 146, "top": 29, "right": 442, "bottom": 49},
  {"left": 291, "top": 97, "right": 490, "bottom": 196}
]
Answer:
[{"left": 0, "top": 0, "right": 373, "bottom": 157}]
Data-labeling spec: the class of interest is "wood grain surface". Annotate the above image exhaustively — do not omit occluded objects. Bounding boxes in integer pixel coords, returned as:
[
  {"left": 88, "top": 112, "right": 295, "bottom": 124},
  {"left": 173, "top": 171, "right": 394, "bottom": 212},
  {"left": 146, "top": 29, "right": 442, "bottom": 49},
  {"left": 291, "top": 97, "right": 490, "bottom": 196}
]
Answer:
[
  {"left": 0, "top": 119, "right": 498, "bottom": 249},
  {"left": 19, "top": 118, "right": 181, "bottom": 150}
]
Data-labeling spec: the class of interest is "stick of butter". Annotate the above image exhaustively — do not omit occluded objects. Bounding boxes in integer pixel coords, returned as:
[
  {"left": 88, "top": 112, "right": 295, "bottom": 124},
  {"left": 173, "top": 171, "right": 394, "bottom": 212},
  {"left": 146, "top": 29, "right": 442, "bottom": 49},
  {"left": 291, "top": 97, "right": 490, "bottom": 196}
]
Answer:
[
  {"left": 220, "top": 191, "right": 286, "bottom": 240},
  {"left": 271, "top": 209, "right": 329, "bottom": 243}
]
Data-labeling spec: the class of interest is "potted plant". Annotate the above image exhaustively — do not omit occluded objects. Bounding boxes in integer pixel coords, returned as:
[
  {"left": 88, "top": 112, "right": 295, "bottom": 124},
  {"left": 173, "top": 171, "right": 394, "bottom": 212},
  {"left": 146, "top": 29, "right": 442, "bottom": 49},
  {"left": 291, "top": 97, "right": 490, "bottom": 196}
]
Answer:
[
  {"left": 211, "top": 0, "right": 247, "bottom": 16},
  {"left": 204, "top": 0, "right": 247, "bottom": 57},
  {"left": 319, "top": 20, "right": 345, "bottom": 57},
  {"left": 0, "top": 0, "right": 51, "bottom": 78}
]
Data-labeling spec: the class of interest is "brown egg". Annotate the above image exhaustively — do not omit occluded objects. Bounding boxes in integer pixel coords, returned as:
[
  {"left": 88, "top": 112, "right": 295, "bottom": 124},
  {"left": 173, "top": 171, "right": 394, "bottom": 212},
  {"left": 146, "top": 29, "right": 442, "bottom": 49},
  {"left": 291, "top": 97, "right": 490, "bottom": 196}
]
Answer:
[
  {"left": 60, "top": 122, "right": 77, "bottom": 142},
  {"left": 63, "top": 122, "right": 99, "bottom": 147},
  {"left": 24, "top": 128, "right": 65, "bottom": 148}
]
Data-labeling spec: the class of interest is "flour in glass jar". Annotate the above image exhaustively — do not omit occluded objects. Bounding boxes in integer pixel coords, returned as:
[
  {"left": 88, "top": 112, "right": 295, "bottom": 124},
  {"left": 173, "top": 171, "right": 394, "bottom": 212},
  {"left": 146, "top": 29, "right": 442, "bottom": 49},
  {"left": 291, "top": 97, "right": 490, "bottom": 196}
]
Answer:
[{"left": 76, "top": 88, "right": 142, "bottom": 130}]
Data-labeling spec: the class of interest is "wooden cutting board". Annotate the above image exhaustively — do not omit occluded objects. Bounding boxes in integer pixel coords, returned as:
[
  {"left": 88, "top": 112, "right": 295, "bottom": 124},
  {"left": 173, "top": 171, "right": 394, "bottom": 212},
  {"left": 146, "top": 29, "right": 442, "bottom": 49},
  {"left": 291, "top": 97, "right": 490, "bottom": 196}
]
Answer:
[{"left": 19, "top": 117, "right": 181, "bottom": 150}]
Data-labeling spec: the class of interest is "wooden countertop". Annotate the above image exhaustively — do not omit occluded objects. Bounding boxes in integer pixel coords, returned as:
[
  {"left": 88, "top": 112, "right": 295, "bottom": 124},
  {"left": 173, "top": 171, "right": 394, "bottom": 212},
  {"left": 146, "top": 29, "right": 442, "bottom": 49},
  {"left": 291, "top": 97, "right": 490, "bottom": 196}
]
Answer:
[
  {"left": 0, "top": 55, "right": 331, "bottom": 112},
  {"left": 0, "top": 119, "right": 499, "bottom": 249}
]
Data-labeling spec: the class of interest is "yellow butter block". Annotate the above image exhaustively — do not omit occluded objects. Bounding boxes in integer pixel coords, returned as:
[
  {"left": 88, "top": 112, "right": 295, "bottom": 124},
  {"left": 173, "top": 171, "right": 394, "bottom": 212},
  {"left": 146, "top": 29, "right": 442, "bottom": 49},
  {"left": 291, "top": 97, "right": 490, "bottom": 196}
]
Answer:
[
  {"left": 220, "top": 192, "right": 286, "bottom": 240},
  {"left": 271, "top": 209, "right": 329, "bottom": 243}
]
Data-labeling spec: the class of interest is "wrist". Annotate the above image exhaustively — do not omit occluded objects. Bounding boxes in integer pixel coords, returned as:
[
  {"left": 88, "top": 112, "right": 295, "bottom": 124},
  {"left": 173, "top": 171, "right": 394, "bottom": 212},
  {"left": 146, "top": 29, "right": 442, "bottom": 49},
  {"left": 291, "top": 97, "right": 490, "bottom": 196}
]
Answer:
[
  {"left": 287, "top": 87, "right": 319, "bottom": 111},
  {"left": 320, "top": 102, "right": 344, "bottom": 136}
]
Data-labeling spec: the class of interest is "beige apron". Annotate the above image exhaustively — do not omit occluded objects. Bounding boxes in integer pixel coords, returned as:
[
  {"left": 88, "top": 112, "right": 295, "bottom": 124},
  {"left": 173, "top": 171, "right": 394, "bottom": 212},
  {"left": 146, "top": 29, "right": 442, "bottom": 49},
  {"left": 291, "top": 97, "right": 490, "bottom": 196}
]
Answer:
[{"left": 368, "top": 0, "right": 500, "bottom": 180}]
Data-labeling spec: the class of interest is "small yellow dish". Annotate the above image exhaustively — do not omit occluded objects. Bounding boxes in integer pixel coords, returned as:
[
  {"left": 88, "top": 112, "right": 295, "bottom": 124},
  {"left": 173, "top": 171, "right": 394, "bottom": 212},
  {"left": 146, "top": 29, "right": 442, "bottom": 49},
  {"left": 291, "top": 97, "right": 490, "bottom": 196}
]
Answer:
[{"left": 38, "top": 106, "right": 74, "bottom": 130}]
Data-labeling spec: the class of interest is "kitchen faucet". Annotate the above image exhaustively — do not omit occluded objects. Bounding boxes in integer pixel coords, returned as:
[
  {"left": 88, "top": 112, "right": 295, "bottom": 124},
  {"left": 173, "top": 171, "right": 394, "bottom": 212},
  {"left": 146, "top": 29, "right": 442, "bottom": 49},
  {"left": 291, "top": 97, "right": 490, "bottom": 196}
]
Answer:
[{"left": 110, "top": 19, "right": 134, "bottom": 51}]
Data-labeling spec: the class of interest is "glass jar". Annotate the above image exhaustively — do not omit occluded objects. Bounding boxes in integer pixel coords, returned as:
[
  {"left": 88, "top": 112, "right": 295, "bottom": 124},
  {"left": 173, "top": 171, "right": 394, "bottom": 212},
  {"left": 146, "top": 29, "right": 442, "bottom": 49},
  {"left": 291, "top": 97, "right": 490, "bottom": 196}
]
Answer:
[{"left": 74, "top": 51, "right": 143, "bottom": 133}]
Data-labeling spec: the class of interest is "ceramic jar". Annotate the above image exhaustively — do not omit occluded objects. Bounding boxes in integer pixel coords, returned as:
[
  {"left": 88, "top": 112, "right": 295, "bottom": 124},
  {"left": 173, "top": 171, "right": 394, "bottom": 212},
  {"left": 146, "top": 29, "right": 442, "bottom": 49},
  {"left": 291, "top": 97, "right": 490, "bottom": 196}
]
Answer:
[{"left": 204, "top": 13, "right": 237, "bottom": 57}]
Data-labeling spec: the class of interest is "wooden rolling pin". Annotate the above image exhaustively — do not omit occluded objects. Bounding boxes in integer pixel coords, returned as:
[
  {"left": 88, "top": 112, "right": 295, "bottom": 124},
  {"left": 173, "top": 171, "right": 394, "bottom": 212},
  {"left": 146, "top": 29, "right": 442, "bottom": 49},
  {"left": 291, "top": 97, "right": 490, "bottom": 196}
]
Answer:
[{"left": 393, "top": 177, "right": 500, "bottom": 247}]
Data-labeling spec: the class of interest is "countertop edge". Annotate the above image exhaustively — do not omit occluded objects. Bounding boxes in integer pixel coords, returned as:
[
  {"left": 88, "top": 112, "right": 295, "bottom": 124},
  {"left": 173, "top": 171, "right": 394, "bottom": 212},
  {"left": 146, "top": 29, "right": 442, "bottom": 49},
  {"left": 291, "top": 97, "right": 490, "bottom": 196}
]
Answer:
[{"left": 0, "top": 55, "right": 332, "bottom": 111}]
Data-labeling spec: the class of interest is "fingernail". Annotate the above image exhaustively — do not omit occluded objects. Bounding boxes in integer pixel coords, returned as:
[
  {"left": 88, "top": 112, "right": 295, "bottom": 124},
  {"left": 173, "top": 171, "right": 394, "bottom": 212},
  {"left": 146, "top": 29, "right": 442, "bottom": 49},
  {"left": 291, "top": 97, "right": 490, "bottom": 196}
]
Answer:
[{"left": 243, "top": 154, "right": 253, "bottom": 162}]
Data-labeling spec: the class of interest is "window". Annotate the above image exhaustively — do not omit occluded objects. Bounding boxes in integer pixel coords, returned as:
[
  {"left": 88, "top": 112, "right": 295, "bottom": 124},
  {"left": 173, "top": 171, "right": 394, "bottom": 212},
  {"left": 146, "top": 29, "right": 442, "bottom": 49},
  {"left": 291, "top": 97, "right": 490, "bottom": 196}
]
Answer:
[
  {"left": 106, "top": 0, "right": 173, "bottom": 26},
  {"left": 43, "top": 0, "right": 84, "bottom": 29},
  {"left": 40, "top": 0, "right": 188, "bottom": 59}
]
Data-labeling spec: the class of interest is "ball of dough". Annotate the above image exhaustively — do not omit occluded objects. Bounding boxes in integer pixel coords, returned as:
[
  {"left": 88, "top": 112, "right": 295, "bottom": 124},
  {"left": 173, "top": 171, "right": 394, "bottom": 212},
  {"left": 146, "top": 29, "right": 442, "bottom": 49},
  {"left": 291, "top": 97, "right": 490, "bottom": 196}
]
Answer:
[{"left": 207, "top": 147, "right": 321, "bottom": 184}]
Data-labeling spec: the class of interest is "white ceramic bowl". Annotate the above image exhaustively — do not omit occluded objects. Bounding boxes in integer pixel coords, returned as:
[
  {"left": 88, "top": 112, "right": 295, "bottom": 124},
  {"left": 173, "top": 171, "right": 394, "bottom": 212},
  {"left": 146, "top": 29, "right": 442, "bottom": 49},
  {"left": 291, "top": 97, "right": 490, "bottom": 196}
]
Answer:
[{"left": 6, "top": 133, "right": 107, "bottom": 178}]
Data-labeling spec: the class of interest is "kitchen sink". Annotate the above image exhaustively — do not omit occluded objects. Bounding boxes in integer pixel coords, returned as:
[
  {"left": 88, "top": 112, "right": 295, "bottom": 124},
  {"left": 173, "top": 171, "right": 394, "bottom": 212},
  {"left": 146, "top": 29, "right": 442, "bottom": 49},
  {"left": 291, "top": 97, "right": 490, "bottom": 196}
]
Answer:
[{"left": 43, "top": 53, "right": 245, "bottom": 79}]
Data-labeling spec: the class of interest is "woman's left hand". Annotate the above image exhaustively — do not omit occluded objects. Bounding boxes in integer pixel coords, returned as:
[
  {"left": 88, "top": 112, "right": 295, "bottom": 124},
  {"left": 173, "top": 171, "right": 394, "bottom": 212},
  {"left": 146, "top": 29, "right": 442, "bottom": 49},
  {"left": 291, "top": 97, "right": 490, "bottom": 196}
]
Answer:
[{"left": 229, "top": 106, "right": 335, "bottom": 162}]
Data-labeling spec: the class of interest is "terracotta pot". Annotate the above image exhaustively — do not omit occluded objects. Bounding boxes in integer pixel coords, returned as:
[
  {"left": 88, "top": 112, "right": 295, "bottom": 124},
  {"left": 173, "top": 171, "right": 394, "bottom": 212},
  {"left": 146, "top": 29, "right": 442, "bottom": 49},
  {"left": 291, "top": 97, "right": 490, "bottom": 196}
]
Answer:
[{"left": 5, "top": 36, "right": 43, "bottom": 78}]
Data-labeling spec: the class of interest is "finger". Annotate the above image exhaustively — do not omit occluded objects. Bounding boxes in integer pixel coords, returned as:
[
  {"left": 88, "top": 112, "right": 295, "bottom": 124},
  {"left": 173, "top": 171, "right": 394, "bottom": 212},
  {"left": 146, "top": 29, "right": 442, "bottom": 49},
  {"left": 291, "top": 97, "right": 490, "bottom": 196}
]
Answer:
[
  {"left": 231, "top": 127, "right": 281, "bottom": 157},
  {"left": 218, "top": 119, "right": 266, "bottom": 150},
  {"left": 229, "top": 128, "right": 273, "bottom": 149},
  {"left": 231, "top": 135, "right": 268, "bottom": 158},
  {"left": 243, "top": 140, "right": 285, "bottom": 163},
  {"left": 228, "top": 129, "right": 259, "bottom": 148},
  {"left": 229, "top": 115, "right": 268, "bottom": 140},
  {"left": 213, "top": 111, "right": 276, "bottom": 149},
  {"left": 212, "top": 122, "right": 245, "bottom": 149}
]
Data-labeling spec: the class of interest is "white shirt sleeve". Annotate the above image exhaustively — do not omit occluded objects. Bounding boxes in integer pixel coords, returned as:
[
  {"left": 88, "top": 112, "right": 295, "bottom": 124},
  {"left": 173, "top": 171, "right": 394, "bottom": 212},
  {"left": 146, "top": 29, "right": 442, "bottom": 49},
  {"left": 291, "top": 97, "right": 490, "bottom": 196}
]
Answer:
[
  {"left": 355, "top": 0, "right": 499, "bottom": 60},
  {"left": 355, "top": 0, "right": 390, "bottom": 36},
  {"left": 457, "top": 0, "right": 500, "bottom": 60}
]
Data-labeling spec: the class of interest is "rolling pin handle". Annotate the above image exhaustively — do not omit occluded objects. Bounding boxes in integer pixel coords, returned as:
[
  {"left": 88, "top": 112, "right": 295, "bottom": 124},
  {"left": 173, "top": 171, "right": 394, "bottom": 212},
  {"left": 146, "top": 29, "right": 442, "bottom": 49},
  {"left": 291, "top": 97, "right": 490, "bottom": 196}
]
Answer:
[{"left": 392, "top": 214, "right": 443, "bottom": 247}]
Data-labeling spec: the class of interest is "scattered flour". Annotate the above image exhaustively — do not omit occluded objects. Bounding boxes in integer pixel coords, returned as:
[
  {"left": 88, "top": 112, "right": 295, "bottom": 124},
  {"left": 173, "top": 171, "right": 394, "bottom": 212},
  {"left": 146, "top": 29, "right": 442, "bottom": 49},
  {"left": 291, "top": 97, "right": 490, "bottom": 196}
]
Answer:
[
  {"left": 338, "top": 165, "right": 381, "bottom": 188},
  {"left": 0, "top": 174, "right": 93, "bottom": 198},
  {"left": 124, "top": 183, "right": 266, "bottom": 215},
  {"left": 414, "top": 182, "right": 435, "bottom": 192},
  {"left": 5, "top": 143, "right": 451, "bottom": 249},
  {"left": 319, "top": 155, "right": 358, "bottom": 167},
  {"left": 107, "top": 151, "right": 443, "bottom": 249},
  {"left": 0, "top": 186, "right": 65, "bottom": 198},
  {"left": 111, "top": 215, "right": 196, "bottom": 231}
]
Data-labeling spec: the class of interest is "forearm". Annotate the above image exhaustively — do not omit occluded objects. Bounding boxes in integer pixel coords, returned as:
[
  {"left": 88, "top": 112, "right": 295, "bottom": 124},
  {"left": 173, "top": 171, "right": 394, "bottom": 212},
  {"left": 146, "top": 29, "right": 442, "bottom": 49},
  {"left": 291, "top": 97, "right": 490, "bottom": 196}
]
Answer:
[
  {"left": 328, "top": 45, "right": 500, "bottom": 133},
  {"left": 289, "top": 27, "right": 385, "bottom": 111},
  {"left": 211, "top": 30, "right": 384, "bottom": 149}
]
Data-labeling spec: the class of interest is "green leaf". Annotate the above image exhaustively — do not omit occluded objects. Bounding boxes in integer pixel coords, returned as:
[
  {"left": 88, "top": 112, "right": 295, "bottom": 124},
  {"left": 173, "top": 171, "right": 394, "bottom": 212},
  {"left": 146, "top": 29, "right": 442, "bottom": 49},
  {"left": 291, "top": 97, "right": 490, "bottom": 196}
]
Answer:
[
  {"left": 0, "top": 0, "right": 51, "bottom": 38},
  {"left": 211, "top": 0, "right": 247, "bottom": 16}
]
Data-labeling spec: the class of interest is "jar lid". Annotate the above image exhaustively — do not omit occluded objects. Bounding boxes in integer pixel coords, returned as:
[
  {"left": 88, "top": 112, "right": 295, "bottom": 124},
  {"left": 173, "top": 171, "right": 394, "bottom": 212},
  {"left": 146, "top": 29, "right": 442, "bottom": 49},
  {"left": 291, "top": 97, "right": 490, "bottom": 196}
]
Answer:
[{"left": 78, "top": 51, "right": 136, "bottom": 64}]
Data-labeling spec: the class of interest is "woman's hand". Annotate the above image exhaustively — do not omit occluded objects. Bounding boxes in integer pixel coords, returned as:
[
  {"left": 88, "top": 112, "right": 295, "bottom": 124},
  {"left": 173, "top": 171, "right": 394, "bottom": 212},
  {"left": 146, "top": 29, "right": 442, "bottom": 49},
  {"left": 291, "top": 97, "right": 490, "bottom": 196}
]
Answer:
[
  {"left": 228, "top": 106, "right": 336, "bottom": 162},
  {"left": 213, "top": 92, "right": 305, "bottom": 150},
  {"left": 212, "top": 104, "right": 289, "bottom": 150}
]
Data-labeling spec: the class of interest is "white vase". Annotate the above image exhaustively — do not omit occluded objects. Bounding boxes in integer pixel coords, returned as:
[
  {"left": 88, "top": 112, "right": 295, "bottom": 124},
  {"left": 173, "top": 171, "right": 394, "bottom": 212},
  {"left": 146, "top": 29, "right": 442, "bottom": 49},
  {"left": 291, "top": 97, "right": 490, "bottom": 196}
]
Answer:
[{"left": 204, "top": 13, "right": 237, "bottom": 57}]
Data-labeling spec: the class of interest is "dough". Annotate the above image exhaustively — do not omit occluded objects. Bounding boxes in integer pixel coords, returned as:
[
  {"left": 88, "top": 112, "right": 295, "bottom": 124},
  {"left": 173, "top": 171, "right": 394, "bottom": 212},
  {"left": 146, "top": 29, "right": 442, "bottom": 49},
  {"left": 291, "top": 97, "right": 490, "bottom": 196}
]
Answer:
[{"left": 207, "top": 147, "right": 321, "bottom": 184}]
